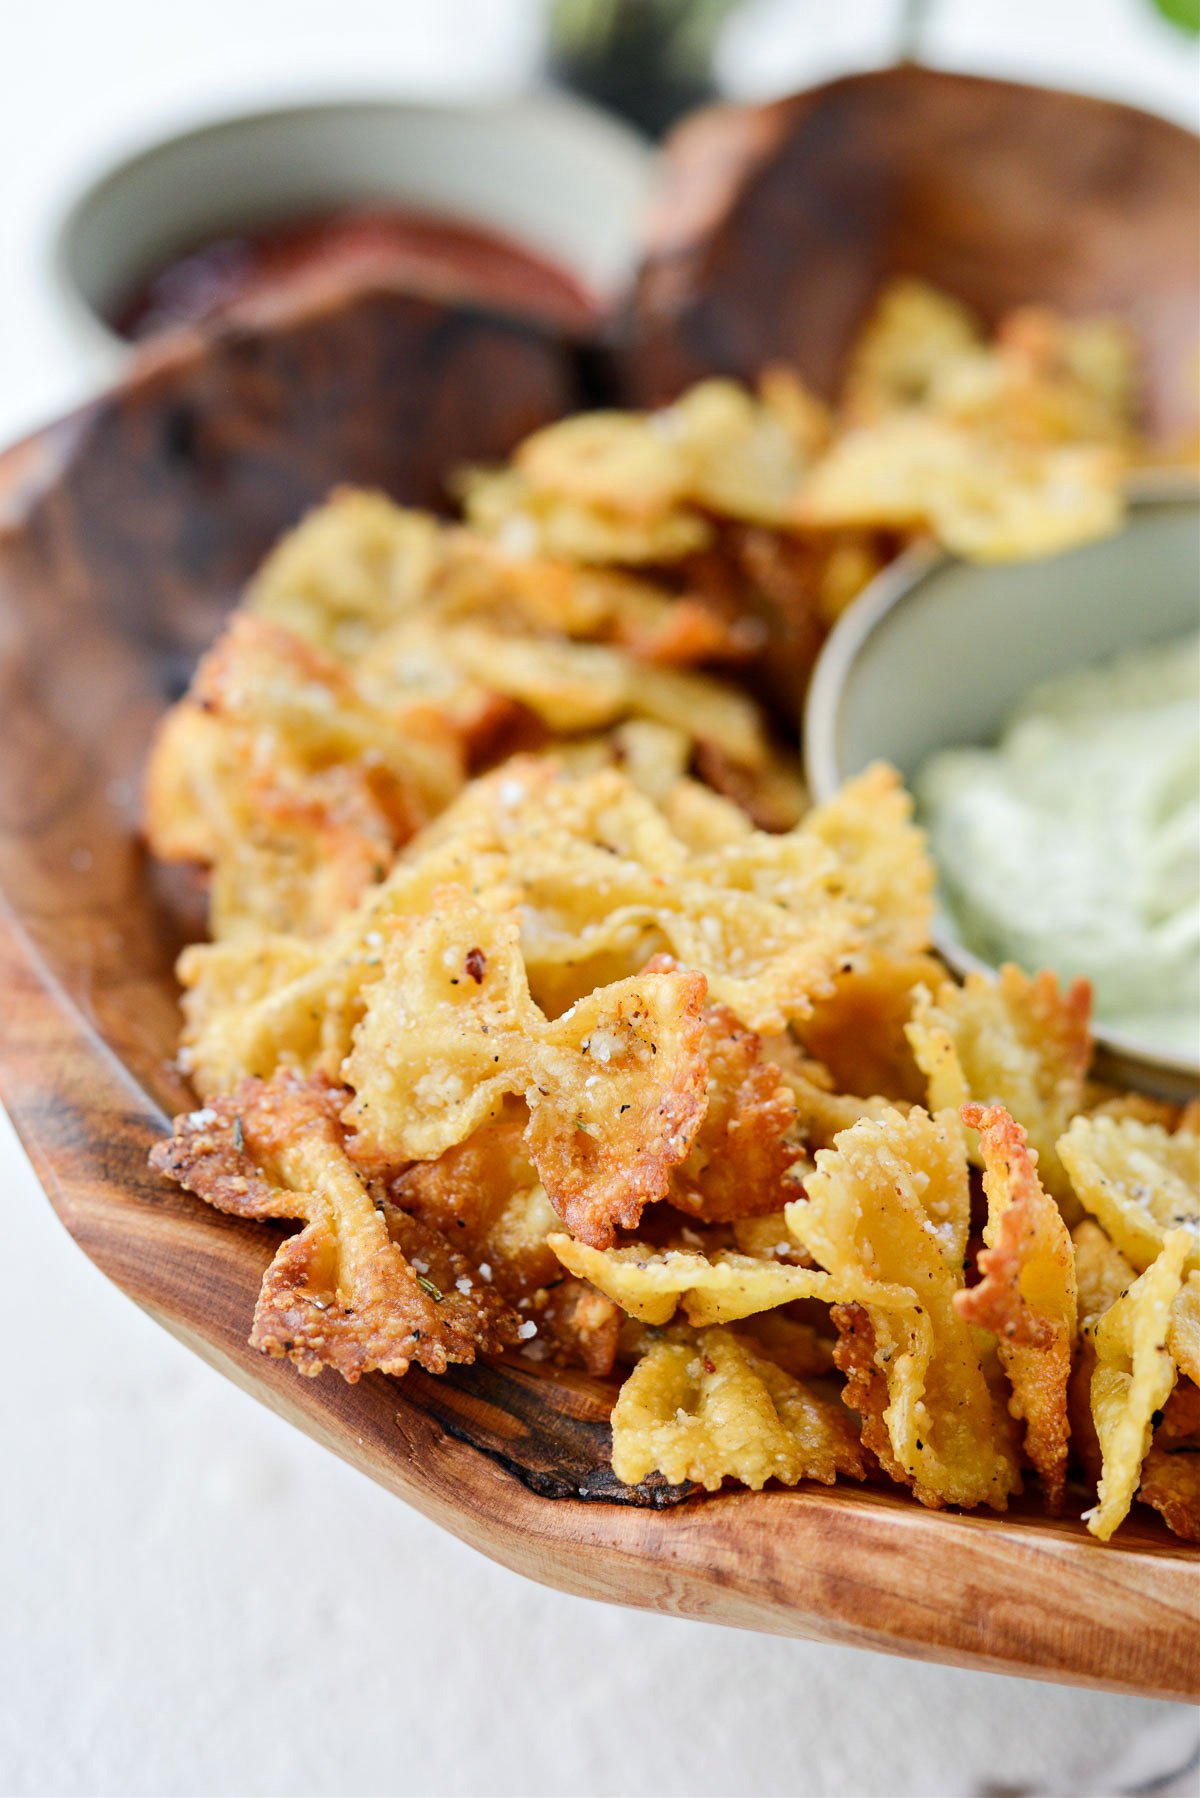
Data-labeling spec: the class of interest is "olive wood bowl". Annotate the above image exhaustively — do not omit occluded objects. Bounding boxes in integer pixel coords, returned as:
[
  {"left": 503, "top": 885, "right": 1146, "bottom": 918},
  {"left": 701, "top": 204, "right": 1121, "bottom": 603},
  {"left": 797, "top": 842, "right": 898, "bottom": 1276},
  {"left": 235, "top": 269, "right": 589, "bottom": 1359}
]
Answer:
[{"left": 2, "top": 67, "right": 1197, "bottom": 1703}]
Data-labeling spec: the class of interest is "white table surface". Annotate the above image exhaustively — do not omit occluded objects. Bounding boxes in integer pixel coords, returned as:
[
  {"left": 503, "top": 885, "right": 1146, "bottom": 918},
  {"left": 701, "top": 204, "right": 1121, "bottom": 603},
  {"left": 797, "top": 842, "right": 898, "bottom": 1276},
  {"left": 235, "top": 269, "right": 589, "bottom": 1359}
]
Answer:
[{"left": 2, "top": 5, "right": 1197, "bottom": 1795}]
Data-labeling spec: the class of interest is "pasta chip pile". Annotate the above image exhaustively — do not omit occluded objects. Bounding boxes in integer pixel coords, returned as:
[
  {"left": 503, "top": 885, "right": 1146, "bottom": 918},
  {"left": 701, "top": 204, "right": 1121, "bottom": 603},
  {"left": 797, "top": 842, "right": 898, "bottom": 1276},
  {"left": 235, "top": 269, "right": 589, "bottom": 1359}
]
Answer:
[{"left": 146, "top": 280, "right": 1198, "bottom": 1544}]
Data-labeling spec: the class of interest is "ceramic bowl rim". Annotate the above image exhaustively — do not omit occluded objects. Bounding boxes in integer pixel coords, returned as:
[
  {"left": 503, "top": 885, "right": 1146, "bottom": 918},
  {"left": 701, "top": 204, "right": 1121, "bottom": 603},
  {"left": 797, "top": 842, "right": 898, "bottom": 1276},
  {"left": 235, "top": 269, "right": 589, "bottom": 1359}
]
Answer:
[{"left": 803, "top": 468, "right": 1200, "bottom": 1089}]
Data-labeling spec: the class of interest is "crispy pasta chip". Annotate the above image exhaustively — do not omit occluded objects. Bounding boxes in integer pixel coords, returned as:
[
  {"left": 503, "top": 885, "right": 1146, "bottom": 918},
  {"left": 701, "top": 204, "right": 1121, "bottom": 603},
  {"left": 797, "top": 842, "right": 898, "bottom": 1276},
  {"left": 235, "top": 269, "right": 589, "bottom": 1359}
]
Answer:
[
  {"left": 610, "top": 1325, "right": 868, "bottom": 1491},
  {"left": 145, "top": 614, "right": 464, "bottom": 937},
  {"left": 803, "top": 763, "right": 935, "bottom": 957},
  {"left": 642, "top": 962, "right": 802, "bottom": 1222},
  {"left": 546, "top": 1236, "right": 886, "bottom": 1328},
  {"left": 458, "top": 464, "right": 712, "bottom": 565},
  {"left": 1137, "top": 1379, "right": 1200, "bottom": 1541},
  {"left": 1058, "top": 1115, "right": 1200, "bottom": 1274},
  {"left": 794, "top": 949, "right": 941, "bottom": 1106},
  {"left": 389, "top": 1112, "right": 556, "bottom": 1295},
  {"left": 1138, "top": 1442, "right": 1200, "bottom": 1542},
  {"left": 175, "top": 831, "right": 517, "bottom": 1096},
  {"left": 954, "top": 1104, "right": 1077, "bottom": 1510},
  {"left": 788, "top": 1108, "right": 1021, "bottom": 1510},
  {"left": 1085, "top": 1228, "right": 1191, "bottom": 1542},
  {"left": 149, "top": 1075, "right": 519, "bottom": 1380},
  {"left": 247, "top": 487, "right": 442, "bottom": 656},
  {"left": 341, "top": 887, "right": 708, "bottom": 1247},
  {"left": 1169, "top": 1272, "right": 1200, "bottom": 1385},
  {"left": 426, "top": 760, "right": 865, "bottom": 1031},
  {"left": 842, "top": 278, "right": 982, "bottom": 420},
  {"left": 906, "top": 965, "right": 1091, "bottom": 1208}
]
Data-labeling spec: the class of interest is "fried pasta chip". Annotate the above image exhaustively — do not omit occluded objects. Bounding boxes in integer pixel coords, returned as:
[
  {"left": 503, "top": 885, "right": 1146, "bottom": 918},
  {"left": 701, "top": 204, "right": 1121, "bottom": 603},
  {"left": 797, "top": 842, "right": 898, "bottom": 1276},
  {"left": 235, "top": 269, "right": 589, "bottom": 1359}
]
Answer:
[
  {"left": 1058, "top": 1115, "right": 1200, "bottom": 1274},
  {"left": 802, "top": 763, "right": 935, "bottom": 957},
  {"left": 641, "top": 963, "right": 802, "bottom": 1223},
  {"left": 610, "top": 1325, "right": 868, "bottom": 1491},
  {"left": 341, "top": 887, "right": 708, "bottom": 1247},
  {"left": 793, "top": 949, "right": 941, "bottom": 1106},
  {"left": 1137, "top": 1379, "right": 1200, "bottom": 1541},
  {"left": 841, "top": 278, "right": 983, "bottom": 420},
  {"left": 760, "top": 1039, "right": 905, "bottom": 1152},
  {"left": 145, "top": 614, "right": 464, "bottom": 937},
  {"left": 247, "top": 487, "right": 442, "bottom": 656},
  {"left": 906, "top": 964, "right": 1091, "bottom": 1208},
  {"left": 427, "top": 760, "right": 865, "bottom": 1031},
  {"left": 1138, "top": 1441, "right": 1200, "bottom": 1542},
  {"left": 954, "top": 1104, "right": 1077, "bottom": 1510},
  {"left": 389, "top": 1112, "right": 559, "bottom": 1295},
  {"left": 175, "top": 830, "right": 517, "bottom": 1096},
  {"left": 392, "top": 620, "right": 769, "bottom": 764},
  {"left": 788, "top": 1109, "right": 1021, "bottom": 1510},
  {"left": 149, "top": 1075, "right": 519, "bottom": 1380},
  {"left": 1084, "top": 1228, "right": 1191, "bottom": 1542},
  {"left": 546, "top": 1236, "right": 892, "bottom": 1328},
  {"left": 457, "top": 463, "right": 713, "bottom": 566}
]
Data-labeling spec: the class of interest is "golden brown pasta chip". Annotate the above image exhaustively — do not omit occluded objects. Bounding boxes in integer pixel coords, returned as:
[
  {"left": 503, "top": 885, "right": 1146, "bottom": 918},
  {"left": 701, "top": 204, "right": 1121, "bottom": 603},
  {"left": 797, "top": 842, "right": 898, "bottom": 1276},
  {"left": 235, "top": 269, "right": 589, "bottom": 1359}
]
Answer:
[
  {"left": 954, "top": 1103, "right": 1077, "bottom": 1511},
  {"left": 1058, "top": 1115, "right": 1200, "bottom": 1274},
  {"left": 803, "top": 763, "right": 935, "bottom": 958},
  {"left": 640, "top": 964, "right": 802, "bottom": 1223},
  {"left": 342, "top": 886, "right": 709, "bottom": 1247},
  {"left": 149, "top": 1075, "right": 519, "bottom": 1379},
  {"left": 788, "top": 1108, "right": 1021, "bottom": 1510},
  {"left": 426, "top": 760, "right": 865, "bottom": 1031},
  {"left": 546, "top": 1236, "right": 866, "bottom": 1328},
  {"left": 610, "top": 1325, "right": 868, "bottom": 1491},
  {"left": 906, "top": 964, "right": 1091, "bottom": 1208},
  {"left": 1085, "top": 1228, "right": 1191, "bottom": 1542}
]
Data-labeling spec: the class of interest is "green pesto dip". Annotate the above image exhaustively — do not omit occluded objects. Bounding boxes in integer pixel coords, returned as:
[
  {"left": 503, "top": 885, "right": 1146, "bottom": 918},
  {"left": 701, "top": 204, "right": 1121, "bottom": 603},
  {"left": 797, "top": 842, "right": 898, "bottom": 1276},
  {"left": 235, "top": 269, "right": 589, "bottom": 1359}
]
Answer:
[{"left": 917, "top": 632, "right": 1199, "bottom": 1059}]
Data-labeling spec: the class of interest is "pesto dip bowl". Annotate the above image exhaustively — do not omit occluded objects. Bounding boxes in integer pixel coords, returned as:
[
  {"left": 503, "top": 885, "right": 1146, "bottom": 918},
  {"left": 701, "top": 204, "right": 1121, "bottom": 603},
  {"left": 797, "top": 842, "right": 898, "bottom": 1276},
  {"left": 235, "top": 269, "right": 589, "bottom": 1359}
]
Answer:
[{"left": 804, "top": 474, "right": 1200, "bottom": 1100}]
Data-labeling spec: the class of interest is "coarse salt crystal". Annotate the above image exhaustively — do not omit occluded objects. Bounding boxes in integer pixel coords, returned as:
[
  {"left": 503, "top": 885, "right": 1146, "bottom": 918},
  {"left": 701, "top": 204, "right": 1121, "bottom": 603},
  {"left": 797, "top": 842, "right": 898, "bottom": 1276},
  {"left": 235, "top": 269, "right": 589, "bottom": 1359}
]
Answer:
[
  {"left": 455, "top": 1276, "right": 473, "bottom": 1295},
  {"left": 185, "top": 1108, "right": 219, "bottom": 1128},
  {"left": 517, "top": 1320, "right": 538, "bottom": 1340},
  {"left": 478, "top": 1262, "right": 493, "bottom": 1281}
]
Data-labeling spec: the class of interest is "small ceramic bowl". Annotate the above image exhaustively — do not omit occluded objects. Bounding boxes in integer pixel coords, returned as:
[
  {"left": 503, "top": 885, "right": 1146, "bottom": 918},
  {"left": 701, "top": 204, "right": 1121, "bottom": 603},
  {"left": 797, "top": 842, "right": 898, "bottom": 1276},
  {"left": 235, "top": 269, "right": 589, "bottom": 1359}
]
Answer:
[
  {"left": 804, "top": 474, "right": 1200, "bottom": 1098},
  {"left": 52, "top": 92, "right": 654, "bottom": 384}
]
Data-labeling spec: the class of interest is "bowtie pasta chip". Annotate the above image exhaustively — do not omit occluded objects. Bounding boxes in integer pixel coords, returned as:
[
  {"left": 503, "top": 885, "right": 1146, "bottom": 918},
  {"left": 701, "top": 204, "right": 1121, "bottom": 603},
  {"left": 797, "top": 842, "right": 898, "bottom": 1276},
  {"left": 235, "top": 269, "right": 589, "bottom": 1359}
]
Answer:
[
  {"left": 788, "top": 1108, "right": 1022, "bottom": 1510},
  {"left": 639, "top": 965, "right": 802, "bottom": 1223},
  {"left": 144, "top": 614, "right": 465, "bottom": 938},
  {"left": 423, "top": 760, "right": 865, "bottom": 1031},
  {"left": 955, "top": 1103, "right": 1077, "bottom": 1511},
  {"left": 149, "top": 1075, "right": 519, "bottom": 1380},
  {"left": 1084, "top": 1228, "right": 1191, "bottom": 1541},
  {"left": 1138, "top": 1439, "right": 1200, "bottom": 1543},
  {"left": 342, "top": 886, "right": 709, "bottom": 1246},
  {"left": 546, "top": 1236, "right": 900, "bottom": 1328},
  {"left": 457, "top": 463, "right": 713, "bottom": 565},
  {"left": 176, "top": 832, "right": 518, "bottom": 1096},
  {"left": 610, "top": 1326, "right": 869, "bottom": 1492},
  {"left": 906, "top": 964, "right": 1092, "bottom": 1208},
  {"left": 248, "top": 487, "right": 443, "bottom": 655},
  {"left": 802, "top": 763, "right": 935, "bottom": 957},
  {"left": 1058, "top": 1115, "right": 1200, "bottom": 1274}
]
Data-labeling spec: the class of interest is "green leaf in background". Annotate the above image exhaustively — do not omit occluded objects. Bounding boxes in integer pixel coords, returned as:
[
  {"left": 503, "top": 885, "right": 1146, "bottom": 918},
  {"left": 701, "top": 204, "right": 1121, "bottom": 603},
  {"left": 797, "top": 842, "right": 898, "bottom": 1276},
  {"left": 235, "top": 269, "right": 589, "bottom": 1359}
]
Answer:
[{"left": 1149, "top": 0, "right": 1200, "bottom": 33}]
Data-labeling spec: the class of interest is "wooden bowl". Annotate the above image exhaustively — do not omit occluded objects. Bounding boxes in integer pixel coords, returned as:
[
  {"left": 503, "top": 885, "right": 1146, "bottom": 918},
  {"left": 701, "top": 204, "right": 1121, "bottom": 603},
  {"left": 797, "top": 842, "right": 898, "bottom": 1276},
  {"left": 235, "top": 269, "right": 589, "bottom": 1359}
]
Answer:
[
  {"left": 623, "top": 65, "right": 1200, "bottom": 441},
  {"left": 2, "top": 71, "right": 1198, "bottom": 1703}
]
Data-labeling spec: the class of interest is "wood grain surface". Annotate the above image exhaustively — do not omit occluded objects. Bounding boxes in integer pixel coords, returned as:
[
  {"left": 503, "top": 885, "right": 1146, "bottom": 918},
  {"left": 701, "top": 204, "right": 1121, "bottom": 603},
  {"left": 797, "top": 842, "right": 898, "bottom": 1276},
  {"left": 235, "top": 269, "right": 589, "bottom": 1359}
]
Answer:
[
  {"left": 1, "top": 98, "right": 1198, "bottom": 1702},
  {"left": 622, "top": 66, "right": 1200, "bottom": 440}
]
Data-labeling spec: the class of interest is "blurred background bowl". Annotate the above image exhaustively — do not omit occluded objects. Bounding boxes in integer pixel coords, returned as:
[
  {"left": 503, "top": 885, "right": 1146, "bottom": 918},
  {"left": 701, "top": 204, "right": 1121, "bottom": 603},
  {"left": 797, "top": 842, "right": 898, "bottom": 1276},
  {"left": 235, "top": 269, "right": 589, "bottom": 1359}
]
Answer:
[
  {"left": 52, "top": 92, "right": 654, "bottom": 384},
  {"left": 804, "top": 473, "right": 1200, "bottom": 1097}
]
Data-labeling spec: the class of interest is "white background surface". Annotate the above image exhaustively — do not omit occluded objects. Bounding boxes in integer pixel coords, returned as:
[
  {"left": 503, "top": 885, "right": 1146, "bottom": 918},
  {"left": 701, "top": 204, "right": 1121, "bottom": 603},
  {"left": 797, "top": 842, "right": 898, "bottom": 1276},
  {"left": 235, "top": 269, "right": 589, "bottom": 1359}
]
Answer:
[{"left": 2, "top": 5, "right": 1197, "bottom": 1795}]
